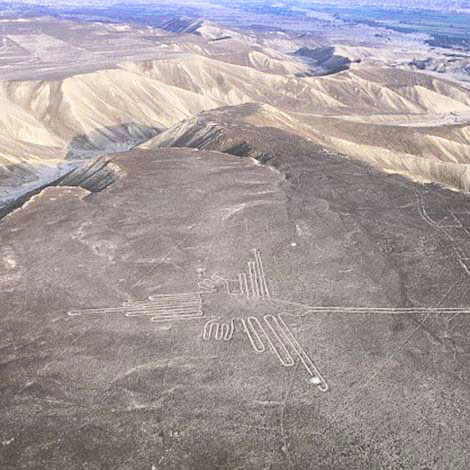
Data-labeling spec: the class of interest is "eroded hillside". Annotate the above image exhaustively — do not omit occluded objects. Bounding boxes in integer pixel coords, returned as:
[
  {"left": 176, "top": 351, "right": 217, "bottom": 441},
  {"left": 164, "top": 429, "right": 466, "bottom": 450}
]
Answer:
[{"left": 1, "top": 14, "right": 470, "bottom": 209}]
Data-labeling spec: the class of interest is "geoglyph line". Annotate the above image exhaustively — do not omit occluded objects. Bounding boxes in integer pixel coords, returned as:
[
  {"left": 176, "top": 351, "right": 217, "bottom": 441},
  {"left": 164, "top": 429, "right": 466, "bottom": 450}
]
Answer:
[
  {"left": 123, "top": 300, "right": 202, "bottom": 307},
  {"left": 416, "top": 190, "right": 470, "bottom": 275},
  {"left": 203, "top": 318, "right": 235, "bottom": 341},
  {"left": 198, "top": 249, "right": 271, "bottom": 299},
  {"left": 0, "top": 273, "right": 20, "bottom": 284},
  {"left": 68, "top": 304, "right": 203, "bottom": 316},
  {"left": 249, "top": 262, "right": 260, "bottom": 297},
  {"left": 275, "top": 315, "right": 328, "bottom": 392},
  {"left": 203, "top": 313, "right": 328, "bottom": 392},
  {"left": 203, "top": 318, "right": 219, "bottom": 340},
  {"left": 151, "top": 313, "right": 203, "bottom": 323},
  {"left": 68, "top": 292, "right": 203, "bottom": 321},
  {"left": 416, "top": 191, "right": 462, "bottom": 229},
  {"left": 254, "top": 249, "right": 271, "bottom": 298},
  {"left": 198, "top": 275, "right": 220, "bottom": 293},
  {"left": 212, "top": 275, "right": 231, "bottom": 293},
  {"left": 271, "top": 298, "right": 470, "bottom": 316},
  {"left": 241, "top": 317, "right": 266, "bottom": 353},
  {"left": 240, "top": 273, "right": 249, "bottom": 297},
  {"left": 261, "top": 315, "right": 296, "bottom": 367},
  {"left": 68, "top": 305, "right": 202, "bottom": 316},
  {"left": 247, "top": 262, "right": 255, "bottom": 297},
  {"left": 126, "top": 308, "right": 203, "bottom": 317},
  {"left": 244, "top": 315, "right": 327, "bottom": 392},
  {"left": 148, "top": 292, "right": 202, "bottom": 300},
  {"left": 134, "top": 298, "right": 201, "bottom": 304},
  {"left": 300, "top": 307, "right": 470, "bottom": 314},
  {"left": 198, "top": 280, "right": 217, "bottom": 292},
  {"left": 222, "top": 320, "right": 235, "bottom": 341},
  {"left": 122, "top": 302, "right": 201, "bottom": 309},
  {"left": 67, "top": 249, "right": 331, "bottom": 391}
]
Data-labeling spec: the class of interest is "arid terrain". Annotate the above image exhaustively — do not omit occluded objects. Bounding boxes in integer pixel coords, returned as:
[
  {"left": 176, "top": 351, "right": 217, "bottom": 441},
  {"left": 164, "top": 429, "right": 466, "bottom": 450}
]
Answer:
[
  {"left": 1, "top": 1, "right": 470, "bottom": 469},
  {"left": 2, "top": 4, "right": 470, "bottom": 204}
]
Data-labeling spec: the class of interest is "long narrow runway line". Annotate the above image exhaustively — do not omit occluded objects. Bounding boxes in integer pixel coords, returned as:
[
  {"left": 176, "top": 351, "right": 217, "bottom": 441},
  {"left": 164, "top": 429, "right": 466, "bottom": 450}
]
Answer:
[
  {"left": 248, "top": 262, "right": 256, "bottom": 297},
  {"left": 254, "top": 249, "right": 270, "bottom": 298},
  {"left": 253, "top": 250, "right": 265, "bottom": 298},
  {"left": 69, "top": 304, "right": 202, "bottom": 316},
  {"left": 151, "top": 313, "right": 204, "bottom": 323},
  {"left": 242, "top": 317, "right": 266, "bottom": 353},
  {"left": 263, "top": 315, "right": 295, "bottom": 367},
  {"left": 271, "top": 298, "right": 470, "bottom": 315},
  {"left": 241, "top": 273, "right": 249, "bottom": 297},
  {"left": 277, "top": 316, "right": 328, "bottom": 392}
]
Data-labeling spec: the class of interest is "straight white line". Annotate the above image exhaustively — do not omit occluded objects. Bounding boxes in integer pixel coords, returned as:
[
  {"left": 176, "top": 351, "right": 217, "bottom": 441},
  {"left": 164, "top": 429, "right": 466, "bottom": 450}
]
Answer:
[
  {"left": 126, "top": 309, "right": 202, "bottom": 317},
  {"left": 239, "top": 273, "right": 245, "bottom": 296},
  {"left": 270, "top": 298, "right": 470, "bottom": 315},
  {"left": 148, "top": 293, "right": 201, "bottom": 300},
  {"left": 241, "top": 273, "right": 249, "bottom": 298},
  {"left": 123, "top": 299, "right": 201, "bottom": 306},
  {"left": 224, "top": 319, "right": 235, "bottom": 341},
  {"left": 263, "top": 315, "right": 295, "bottom": 367},
  {"left": 151, "top": 314, "right": 204, "bottom": 323},
  {"left": 249, "top": 262, "right": 260, "bottom": 297},
  {"left": 253, "top": 250, "right": 265, "bottom": 298},
  {"left": 248, "top": 262, "right": 256, "bottom": 297},
  {"left": 277, "top": 316, "right": 328, "bottom": 392},
  {"left": 68, "top": 307, "right": 131, "bottom": 316},
  {"left": 254, "top": 249, "right": 270, "bottom": 298},
  {"left": 215, "top": 322, "right": 224, "bottom": 340},
  {"left": 242, "top": 317, "right": 265, "bottom": 353},
  {"left": 123, "top": 300, "right": 201, "bottom": 307},
  {"left": 69, "top": 304, "right": 202, "bottom": 316}
]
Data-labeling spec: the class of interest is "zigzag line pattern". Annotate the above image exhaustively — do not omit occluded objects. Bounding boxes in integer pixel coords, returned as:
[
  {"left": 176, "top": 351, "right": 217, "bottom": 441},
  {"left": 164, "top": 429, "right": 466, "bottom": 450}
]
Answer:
[{"left": 202, "top": 314, "right": 328, "bottom": 392}]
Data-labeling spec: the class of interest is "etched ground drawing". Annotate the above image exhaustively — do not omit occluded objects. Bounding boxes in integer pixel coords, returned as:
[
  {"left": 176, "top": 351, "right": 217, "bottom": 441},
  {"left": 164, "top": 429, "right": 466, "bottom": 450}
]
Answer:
[{"left": 2, "top": 130, "right": 470, "bottom": 470}]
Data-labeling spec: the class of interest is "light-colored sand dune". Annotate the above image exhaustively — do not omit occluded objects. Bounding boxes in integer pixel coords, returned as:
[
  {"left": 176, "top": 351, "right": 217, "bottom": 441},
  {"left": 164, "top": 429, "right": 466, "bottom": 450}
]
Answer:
[
  {"left": 2, "top": 15, "right": 470, "bottom": 199},
  {"left": 141, "top": 103, "right": 470, "bottom": 192}
]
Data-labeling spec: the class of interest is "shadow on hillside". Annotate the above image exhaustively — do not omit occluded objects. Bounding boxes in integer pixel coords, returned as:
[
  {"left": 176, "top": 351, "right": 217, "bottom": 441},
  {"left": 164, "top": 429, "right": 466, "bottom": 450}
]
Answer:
[
  {"left": 65, "top": 122, "right": 162, "bottom": 160},
  {"left": 0, "top": 122, "right": 162, "bottom": 220},
  {"left": 0, "top": 163, "right": 43, "bottom": 185},
  {"left": 0, "top": 164, "right": 73, "bottom": 220}
]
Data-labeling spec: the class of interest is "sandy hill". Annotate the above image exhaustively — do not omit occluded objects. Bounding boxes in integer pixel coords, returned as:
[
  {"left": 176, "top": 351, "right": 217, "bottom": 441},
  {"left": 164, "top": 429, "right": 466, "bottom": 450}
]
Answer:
[{"left": 1, "top": 16, "right": 470, "bottom": 207}]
